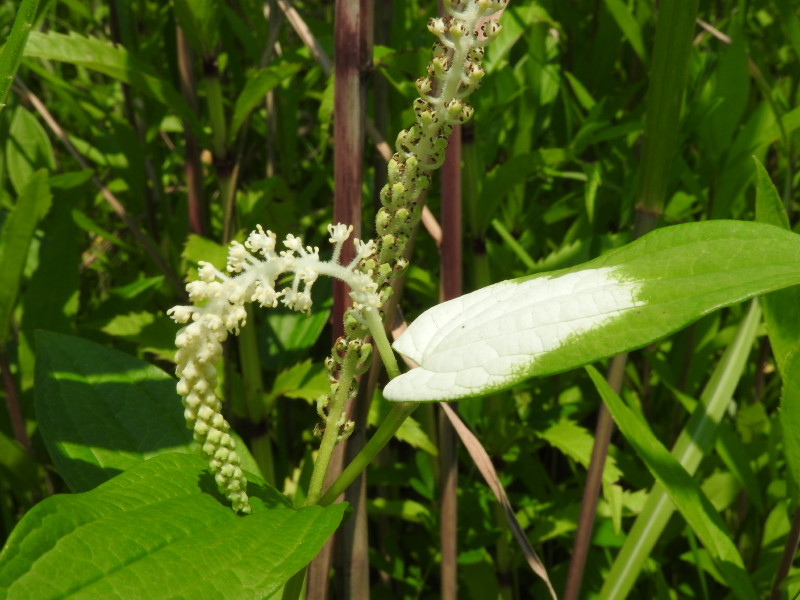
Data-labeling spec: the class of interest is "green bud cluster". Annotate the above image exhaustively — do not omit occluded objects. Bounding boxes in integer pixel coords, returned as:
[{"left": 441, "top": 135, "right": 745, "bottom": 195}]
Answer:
[
  {"left": 372, "top": 0, "right": 506, "bottom": 289},
  {"left": 314, "top": 336, "right": 372, "bottom": 441}
]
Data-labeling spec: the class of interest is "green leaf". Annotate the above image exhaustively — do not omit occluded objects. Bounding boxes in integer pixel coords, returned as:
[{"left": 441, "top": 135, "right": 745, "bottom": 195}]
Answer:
[
  {"left": 5, "top": 106, "right": 55, "bottom": 195},
  {"left": 538, "top": 419, "right": 622, "bottom": 485},
  {"left": 183, "top": 233, "right": 228, "bottom": 276},
  {"left": 0, "top": 170, "right": 51, "bottom": 344},
  {"left": 263, "top": 301, "right": 331, "bottom": 372},
  {"left": 0, "top": 0, "right": 39, "bottom": 110},
  {"left": 23, "top": 31, "right": 199, "bottom": 133},
  {"left": 34, "top": 331, "right": 193, "bottom": 491},
  {"left": 71, "top": 208, "right": 135, "bottom": 252},
  {"left": 268, "top": 359, "right": 328, "bottom": 403},
  {"left": 602, "top": 0, "right": 647, "bottom": 64},
  {"left": 753, "top": 158, "right": 790, "bottom": 230},
  {"left": 585, "top": 365, "right": 756, "bottom": 599},
  {"left": 384, "top": 221, "right": 800, "bottom": 402},
  {"left": 754, "top": 158, "right": 800, "bottom": 507},
  {"left": 230, "top": 63, "right": 302, "bottom": 142},
  {"left": 0, "top": 453, "right": 347, "bottom": 599},
  {"left": 173, "top": 0, "right": 222, "bottom": 54},
  {"left": 0, "top": 430, "right": 41, "bottom": 499},
  {"left": 600, "top": 300, "right": 762, "bottom": 599},
  {"left": 97, "top": 311, "right": 179, "bottom": 362}
]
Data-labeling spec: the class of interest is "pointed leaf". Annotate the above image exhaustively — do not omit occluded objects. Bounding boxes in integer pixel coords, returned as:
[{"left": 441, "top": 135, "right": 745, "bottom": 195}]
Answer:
[
  {"left": 23, "top": 31, "right": 199, "bottom": 132},
  {"left": 230, "top": 63, "right": 302, "bottom": 142},
  {"left": 5, "top": 106, "right": 55, "bottom": 194},
  {"left": 0, "top": 453, "right": 346, "bottom": 600},
  {"left": 586, "top": 366, "right": 756, "bottom": 599},
  {"left": 0, "top": 170, "right": 51, "bottom": 344},
  {"left": 384, "top": 221, "right": 800, "bottom": 402},
  {"left": 173, "top": 0, "right": 223, "bottom": 54},
  {"left": 754, "top": 158, "right": 800, "bottom": 506},
  {"left": 34, "top": 331, "right": 193, "bottom": 491}
]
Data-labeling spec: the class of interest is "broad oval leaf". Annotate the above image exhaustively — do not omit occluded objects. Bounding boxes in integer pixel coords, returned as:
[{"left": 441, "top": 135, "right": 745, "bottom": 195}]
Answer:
[
  {"left": 34, "top": 331, "right": 261, "bottom": 491},
  {"left": 383, "top": 220, "right": 800, "bottom": 402},
  {"left": 0, "top": 453, "right": 346, "bottom": 600}
]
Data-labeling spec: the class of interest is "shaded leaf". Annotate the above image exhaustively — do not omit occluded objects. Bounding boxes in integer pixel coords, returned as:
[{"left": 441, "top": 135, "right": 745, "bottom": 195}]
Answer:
[
  {"left": 0, "top": 453, "right": 346, "bottom": 600},
  {"left": 34, "top": 331, "right": 193, "bottom": 491},
  {"left": 755, "top": 158, "right": 800, "bottom": 506},
  {"left": 5, "top": 107, "right": 55, "bottom": 195},
  {"left": 230, "top": 63, "right": 302, "bottom": 142},
  {"left": 0, "top": 170, "right": 51, "bottom": 344}
]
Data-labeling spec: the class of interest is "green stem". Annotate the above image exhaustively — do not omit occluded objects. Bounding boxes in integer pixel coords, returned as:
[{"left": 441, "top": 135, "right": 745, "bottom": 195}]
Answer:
[
  {"left": 220, "top": 174, "right": 236, "bottom": 244},
  {"left": 237, "top": 305, "right": 266, "bottom": 421},
  {"left": 306, "top": 353, "right": 357, "bottom": 506},
  {"left": 365, "top": 308, "right": 401, "bottom": 379},
  {"left": 0, "top": 0, "right": 39, "bottom": 111},
  {"left": 491, "top": 218, "right": 536, "bottom": 271},
  {"left": 319, "top": 402, "right": 418, "bottom": 506},
  {"left": 204, "top": 58, "right": 236, "bottom": 242}
]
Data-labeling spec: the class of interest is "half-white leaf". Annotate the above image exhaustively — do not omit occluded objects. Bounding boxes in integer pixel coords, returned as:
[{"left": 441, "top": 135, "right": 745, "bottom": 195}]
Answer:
[
  {"left": 385, "top": 268, "right": 641, "bottom": 401},
  {"left": 383, "top": 221, "right": 800, "bottom": 402}
]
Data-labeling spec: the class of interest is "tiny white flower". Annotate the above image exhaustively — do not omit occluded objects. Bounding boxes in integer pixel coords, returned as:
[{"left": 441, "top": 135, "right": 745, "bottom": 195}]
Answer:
[
  {"left": 198, "top": 262, "right": 219, "bottom": 282},
  {"left": 227, "top": 241, "right": 251, "bottom": 273},
  {"left": 297, "top": 267, "right": 319, "bottom": 284},
  {"left": 354, "top": 239, "right": 375, "bottom": 260},
  {"left": 284, "top": 234, "right": 304, "bottom": 253},
  {"left": 185, "top": 281, "right": 209, "bottom": 302},
  {"left": 167, "top": 306, "right": 194, "bottom": 323},
  {"left": 328, "top": 223, "right": 353, "bottom": 244},
  {"left": 246, "top": 225, "right": 277, "bottom": 256}
]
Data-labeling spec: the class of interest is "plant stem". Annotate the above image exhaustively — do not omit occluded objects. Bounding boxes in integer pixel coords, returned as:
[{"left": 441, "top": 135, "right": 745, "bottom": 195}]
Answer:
[
  {"left": 365, "top": 308, "right": 401, "bottom": 379},
  {"left": 565, "top": 0, "right": 699, "bottom": 595},
  {"left": 439, "top": 89, "right": 462, "bottom": 599},
  {"left": 176, "top": 26, "right": 206, "bottom": 236},
  {"left": 306, "top": 355, "right": 358, "bottom": 506},
  {"left": 770, "top": 507, "right": 800, "bottom": 600},
  {"left": 563, "top": 353, "right": 626, "bottom": 600},
  {"left": 0, "top": 0, "right": 39, "bottom": 111},
  {"left": 0, "top": 348, "right": 31, "bottom": 452},
  {"left": 319, "top": 402, "right": 418, "bottom": 506}
]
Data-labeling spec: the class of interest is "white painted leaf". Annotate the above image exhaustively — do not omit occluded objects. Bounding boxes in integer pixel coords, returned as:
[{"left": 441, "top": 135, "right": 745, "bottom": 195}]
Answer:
[
  {"left": 384, "top": 267, "right": 642, "bottom": 402},
  {"left": 382, "top": 221, "right": 800, "bottom": 403}
]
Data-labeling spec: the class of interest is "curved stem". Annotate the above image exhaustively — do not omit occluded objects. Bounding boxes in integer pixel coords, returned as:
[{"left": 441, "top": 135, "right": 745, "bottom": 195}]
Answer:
[
  {"left": 365, "top": 308, "right": 401, "bottom": 379},
  {"left": 319, "top": 402, "right": 418, "bottom": 506},
  {"left": 306, "top": 354, "right": 358, "bottom": 506}
]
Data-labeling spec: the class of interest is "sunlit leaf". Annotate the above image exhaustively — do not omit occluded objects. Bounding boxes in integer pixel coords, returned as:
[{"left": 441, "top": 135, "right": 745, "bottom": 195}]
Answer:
[
  {"left": 0, "top": 453, "right": 345, "bottom": 599},
  {"left": 384, "top": 221, "right": 800, "bottom": 402}
]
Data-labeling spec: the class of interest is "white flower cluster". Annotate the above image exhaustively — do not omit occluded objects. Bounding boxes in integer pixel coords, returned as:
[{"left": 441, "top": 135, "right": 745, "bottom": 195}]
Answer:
[{"left": 168, "top": 224, "right": 382, "bottom": 512}]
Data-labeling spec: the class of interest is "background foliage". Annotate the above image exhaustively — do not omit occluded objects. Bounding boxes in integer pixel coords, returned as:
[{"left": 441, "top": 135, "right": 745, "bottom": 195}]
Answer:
[{"left": 0, "top": 0, "right": 799, "bottom": 598}]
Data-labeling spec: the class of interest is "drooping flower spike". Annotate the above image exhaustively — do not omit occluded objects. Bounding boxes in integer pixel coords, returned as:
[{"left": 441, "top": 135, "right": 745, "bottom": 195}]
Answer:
[
  {"left": 169, "top": 0, "right": 509, "bottom": 513},
  {"left": 168, "top": 225, "right": 382, "bottom": 513}
]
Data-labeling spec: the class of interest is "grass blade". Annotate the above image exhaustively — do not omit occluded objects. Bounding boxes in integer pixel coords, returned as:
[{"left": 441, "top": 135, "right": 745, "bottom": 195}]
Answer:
[
  {"left": 599, "top": 300, "right": 761, "bottom": 599},
  {"left": 586, "top": 365, "right": 757, "bottom": 599}
]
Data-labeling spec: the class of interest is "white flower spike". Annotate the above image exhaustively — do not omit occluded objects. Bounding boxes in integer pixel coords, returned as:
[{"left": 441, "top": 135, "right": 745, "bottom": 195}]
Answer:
[{"left": 169, "top": 224, "right": 382, "bottom": 512}]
